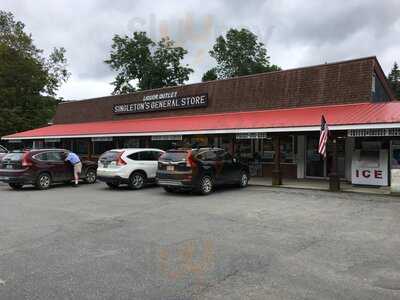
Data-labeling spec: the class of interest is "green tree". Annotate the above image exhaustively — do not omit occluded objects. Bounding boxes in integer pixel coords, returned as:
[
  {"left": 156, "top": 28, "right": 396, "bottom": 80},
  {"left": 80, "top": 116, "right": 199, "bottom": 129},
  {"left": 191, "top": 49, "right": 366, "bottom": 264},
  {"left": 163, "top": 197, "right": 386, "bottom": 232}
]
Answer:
[
  {"left": 0, "top": 11, "right": 69, "bottom": 137},
  {"left": 388, "top": 62, "right": 400, "bottom": 99},
  {"left": 201, "top": 68, "right": 218, "bottom": 82},
  {"left": 105, "top": 32, "right": 193, "bottom": 94},
  {"left": 203, "top": 28, "right": 281, "bottom": 80}
]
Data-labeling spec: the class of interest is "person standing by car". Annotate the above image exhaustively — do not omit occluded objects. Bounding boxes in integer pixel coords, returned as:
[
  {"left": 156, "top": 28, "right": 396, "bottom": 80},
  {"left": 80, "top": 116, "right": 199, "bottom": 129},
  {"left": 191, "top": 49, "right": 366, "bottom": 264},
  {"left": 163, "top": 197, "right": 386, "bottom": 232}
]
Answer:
[{"left": 64, "top": 151, "right": 82, "bottom": 186}]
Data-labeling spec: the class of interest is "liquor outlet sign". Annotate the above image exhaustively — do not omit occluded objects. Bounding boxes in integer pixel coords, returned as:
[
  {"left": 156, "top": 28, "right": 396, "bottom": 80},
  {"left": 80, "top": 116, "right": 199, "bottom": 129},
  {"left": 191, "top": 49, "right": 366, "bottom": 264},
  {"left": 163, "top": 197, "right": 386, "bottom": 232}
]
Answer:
[{"left": 113, "top": 92, "right": 208, "bottom": 114}]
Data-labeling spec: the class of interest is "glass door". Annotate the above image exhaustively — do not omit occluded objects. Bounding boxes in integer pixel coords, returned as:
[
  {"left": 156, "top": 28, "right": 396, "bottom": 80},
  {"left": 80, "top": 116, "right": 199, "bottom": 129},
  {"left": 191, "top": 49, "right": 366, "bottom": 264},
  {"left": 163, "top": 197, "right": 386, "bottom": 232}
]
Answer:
[
  {"left": 306, "top": 135, "right": 346, "bottom": 178},
  {"left": 326, "top": 138, "right": 346, "bottom": 178},
  {"left": 306, "top": 136, "right": 325, "bottom": 177}
]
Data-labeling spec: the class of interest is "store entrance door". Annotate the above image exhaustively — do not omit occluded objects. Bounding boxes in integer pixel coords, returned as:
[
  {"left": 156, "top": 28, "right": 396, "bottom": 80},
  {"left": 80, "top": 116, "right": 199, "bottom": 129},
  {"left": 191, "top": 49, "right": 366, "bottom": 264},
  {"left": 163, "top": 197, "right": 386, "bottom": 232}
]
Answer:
[
  {"left": 306, "top": 136, "right": 325, "bottom": 177},
  {"left": 305, "top": 135, "right": 346, "bottom": 178},
  {"left": 326, "top": 138, "right": 346, "bottom": 178}
]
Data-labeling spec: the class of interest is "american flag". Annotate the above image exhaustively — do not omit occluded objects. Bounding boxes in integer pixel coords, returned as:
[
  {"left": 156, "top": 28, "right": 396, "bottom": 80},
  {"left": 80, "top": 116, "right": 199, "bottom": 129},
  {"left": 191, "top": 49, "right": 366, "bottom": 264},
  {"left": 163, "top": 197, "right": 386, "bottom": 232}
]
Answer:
[{"left": 318, "top": 115, "right": 329, "bottom": 158}]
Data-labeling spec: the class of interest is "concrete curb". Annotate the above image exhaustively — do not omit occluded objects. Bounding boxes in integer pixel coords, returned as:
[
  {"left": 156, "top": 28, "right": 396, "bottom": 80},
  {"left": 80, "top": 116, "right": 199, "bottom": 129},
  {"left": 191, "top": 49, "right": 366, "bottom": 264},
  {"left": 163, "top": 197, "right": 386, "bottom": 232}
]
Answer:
[{"left": 249, "top": 183, "right": 399, "bottom": 199}]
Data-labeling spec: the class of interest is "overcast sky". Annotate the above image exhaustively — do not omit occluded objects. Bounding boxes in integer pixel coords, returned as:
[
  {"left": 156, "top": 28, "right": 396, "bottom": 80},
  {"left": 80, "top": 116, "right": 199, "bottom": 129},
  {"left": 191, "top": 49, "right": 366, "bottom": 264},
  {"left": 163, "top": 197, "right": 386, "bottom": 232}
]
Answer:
[{"left": 2, "top": 0, "right": 400, "bottom": 100}]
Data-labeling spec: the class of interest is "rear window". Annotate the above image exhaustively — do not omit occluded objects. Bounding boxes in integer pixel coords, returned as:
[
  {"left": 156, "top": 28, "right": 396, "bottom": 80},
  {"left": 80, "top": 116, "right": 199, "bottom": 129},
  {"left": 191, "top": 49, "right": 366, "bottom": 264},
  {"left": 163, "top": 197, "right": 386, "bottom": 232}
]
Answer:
[
  {"left": 3, "top": 152, "right": 24, "bottom": 161},
  {"left": 160, "top": 151, "right": 189, "bottom": 162},
  {"left": 99, "top": 151, "right": 121, "bottom": 161},
  {"left": 196, "top": 150, "right": 217, "bottom": 161}
]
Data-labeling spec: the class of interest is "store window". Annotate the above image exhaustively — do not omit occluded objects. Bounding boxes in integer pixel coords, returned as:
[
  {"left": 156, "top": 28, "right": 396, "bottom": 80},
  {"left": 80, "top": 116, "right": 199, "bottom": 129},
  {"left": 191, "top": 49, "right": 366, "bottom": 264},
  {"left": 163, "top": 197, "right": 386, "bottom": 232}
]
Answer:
[
  {"left": 190, "top": 136, "right": 209, "bottom": 147},
  {"left": 236, "top": 139, "right": 253, "bottom": 162},
  {"left": 123, "top": 138, "right": 140, "bottom": 148},
  {"left": 281, "top": 135, "right": 296, "bottom": 163},
  {"left": 93, "top": 141, "right": 115, "bottom": 156},
  {"left": 151, "top": 140, "right": 178, "bottom": 151},
  {"left": 220, "top": 135, "right": 233, "bottom": 154},
  {"left": 32, "top": 140, "right": 45, "bottom": 149},
  {"left": 260, "top": 138, "right": 274, "bottom": 162},
  {"left": 44, "top": 139, "right": 61, "bottom": 149},
  {"left": 260, "top": 136, "right": 296, "bottom": 163},
  {"left": 75, "top": 140, "right": 89, "bottom": 155}
]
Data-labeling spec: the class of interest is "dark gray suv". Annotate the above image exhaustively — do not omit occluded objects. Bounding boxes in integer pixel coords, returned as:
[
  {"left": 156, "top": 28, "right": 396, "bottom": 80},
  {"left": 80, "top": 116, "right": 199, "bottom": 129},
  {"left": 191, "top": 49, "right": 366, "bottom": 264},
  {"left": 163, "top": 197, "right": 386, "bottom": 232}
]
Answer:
[{"left": 156, "top": 148, "right": 250, "bottom": 195}]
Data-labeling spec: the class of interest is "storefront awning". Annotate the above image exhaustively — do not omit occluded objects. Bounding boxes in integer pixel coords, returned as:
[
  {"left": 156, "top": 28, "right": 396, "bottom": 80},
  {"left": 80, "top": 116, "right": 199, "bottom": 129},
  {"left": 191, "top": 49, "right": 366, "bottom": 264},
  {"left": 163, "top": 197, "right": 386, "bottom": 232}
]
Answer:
[{"left": 3, "top": 102, "right": 400, "bottom": 140}]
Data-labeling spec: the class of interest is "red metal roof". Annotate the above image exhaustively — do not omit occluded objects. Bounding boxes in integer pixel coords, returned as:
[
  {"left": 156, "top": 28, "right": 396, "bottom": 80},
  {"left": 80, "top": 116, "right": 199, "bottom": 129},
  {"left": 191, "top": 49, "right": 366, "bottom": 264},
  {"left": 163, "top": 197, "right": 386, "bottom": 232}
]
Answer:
[{"left": 3, "top": 102, "right": 400, "bottom": 139}]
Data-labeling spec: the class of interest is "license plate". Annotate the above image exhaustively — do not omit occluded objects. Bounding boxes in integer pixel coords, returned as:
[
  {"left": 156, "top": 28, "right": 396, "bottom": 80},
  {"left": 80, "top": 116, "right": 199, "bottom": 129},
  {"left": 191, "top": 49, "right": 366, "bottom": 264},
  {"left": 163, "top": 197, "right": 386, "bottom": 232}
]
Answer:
[
  {"left": 167, "top": 165, "right": 175, "bottom": 171},
  {"left": 6, "top": 165, "right": 13, "bottom": 169}
]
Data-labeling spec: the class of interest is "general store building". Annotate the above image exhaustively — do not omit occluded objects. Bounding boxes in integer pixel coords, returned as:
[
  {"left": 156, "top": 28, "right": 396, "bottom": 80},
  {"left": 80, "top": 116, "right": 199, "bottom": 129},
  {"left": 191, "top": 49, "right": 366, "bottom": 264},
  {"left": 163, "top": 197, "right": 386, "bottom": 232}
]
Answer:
[{"left": 3, "top": 56, "right": 400, "bottom": 189}]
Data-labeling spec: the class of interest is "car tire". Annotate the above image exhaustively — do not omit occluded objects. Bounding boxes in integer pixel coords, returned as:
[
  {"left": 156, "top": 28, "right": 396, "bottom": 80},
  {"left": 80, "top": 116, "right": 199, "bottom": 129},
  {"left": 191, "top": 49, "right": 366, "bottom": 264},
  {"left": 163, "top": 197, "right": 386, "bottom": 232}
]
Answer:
[
  {"left": 9, "top": 183, "right": 23, "bottom": 190},
  {"left": 128, "top": 172, "right": 146, "bottom": 190},
  {"left": 197, "top": 175, "right": 214, "bottom": 195},
  {"left": 35, "top": 173, "right": 52, "bottom": 190},
  {"left": 84, "top": 168, "right": 97, "bottom": 184},
  {"left": 106, "top": 182, "right": 119, "bottom": 189},
  {"left": 238, "top": 171, "right": 249, "bottom": 188}
]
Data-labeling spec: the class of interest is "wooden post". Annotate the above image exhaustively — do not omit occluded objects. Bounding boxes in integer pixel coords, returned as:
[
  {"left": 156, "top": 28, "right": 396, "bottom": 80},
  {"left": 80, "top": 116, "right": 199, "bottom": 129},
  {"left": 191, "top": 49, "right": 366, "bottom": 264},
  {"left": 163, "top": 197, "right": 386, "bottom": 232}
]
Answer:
[
  {"left": 272, "top": 134, "right": 282, "bottom": 185},
  {"left": 329, "top": 133, "right": 340, "bottom": 191},
  {"left": 88, "top": 139, "right": 93, "bottom": 161}
]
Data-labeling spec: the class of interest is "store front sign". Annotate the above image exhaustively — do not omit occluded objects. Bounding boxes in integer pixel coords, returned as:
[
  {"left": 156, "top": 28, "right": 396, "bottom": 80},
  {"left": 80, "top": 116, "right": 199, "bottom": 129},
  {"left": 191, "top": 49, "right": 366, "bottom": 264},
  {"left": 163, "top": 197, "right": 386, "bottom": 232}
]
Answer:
[
  {"left": 236, "top": 132, "right": 270, "bottom": 139},
  {"left": 348, "top": 128, "right": 400, "bottom": 137},
  {"left": 45, "top": 138, "right": 60, "bottom": 143},
  {"left": 151, "top": 135, "right": 182, "bottom": 141},
  {"left": 92, "top": 137, "right": 113, "bottom": 142},
  {"left": 113, "top": 93, "right": 208, "bottom": 114}
]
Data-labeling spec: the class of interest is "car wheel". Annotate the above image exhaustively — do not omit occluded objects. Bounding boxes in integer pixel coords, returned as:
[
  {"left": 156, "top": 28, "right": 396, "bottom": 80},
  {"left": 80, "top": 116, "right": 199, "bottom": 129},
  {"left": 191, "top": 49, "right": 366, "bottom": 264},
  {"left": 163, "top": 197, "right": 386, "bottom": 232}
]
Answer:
[
  {"left": 197, "top": 175, "right": 213, "bottom": 195},
  {"left": 128, "top": 172, "right": 146, "bottom": 190},
  {"left": 84, "top": 168, "right": 97, "bottom": 184},
  {"left": 9, "top": 183, "right": 23, "bottom": 190},
  {"left": 239, "top": 171, "right": 249, "bottom": 188},
  {"left": 35, "top": 173, "right": 52, "bottom": 190},
  {"left": 106, "top": 182, "right": 119, "bottom": 189}
]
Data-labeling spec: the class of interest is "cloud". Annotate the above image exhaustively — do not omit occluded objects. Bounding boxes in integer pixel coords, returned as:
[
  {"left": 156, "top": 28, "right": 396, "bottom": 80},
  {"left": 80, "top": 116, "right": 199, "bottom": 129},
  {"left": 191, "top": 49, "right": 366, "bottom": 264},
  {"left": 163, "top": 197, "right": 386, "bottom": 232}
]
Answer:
[{"left": 1, "top": 0, "right": 400, "bottom": 100}]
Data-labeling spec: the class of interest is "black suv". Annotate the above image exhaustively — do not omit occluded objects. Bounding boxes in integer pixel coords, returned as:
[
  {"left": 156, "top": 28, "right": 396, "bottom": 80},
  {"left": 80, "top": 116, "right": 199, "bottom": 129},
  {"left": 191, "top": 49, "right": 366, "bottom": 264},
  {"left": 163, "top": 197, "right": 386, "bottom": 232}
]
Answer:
[{"left": 156, "top": 148, "right": 250, "bottom": 195}]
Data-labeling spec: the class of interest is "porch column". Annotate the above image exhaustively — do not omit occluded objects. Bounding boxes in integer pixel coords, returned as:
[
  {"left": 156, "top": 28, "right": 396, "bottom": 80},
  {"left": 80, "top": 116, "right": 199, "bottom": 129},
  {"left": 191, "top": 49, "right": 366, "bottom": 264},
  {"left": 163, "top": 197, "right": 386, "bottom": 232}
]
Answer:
[
  {"left": 88, "top": 139, "right": 93, "bottom": 160},
  {"left": 329, "top": 133, "right": 340, "bottom": 191},
  {"left": 272, "top": 134, "right": 282, "bottom": 185},
  {"left": 115, "top": 137, "right": 120, "bottom": 149}
]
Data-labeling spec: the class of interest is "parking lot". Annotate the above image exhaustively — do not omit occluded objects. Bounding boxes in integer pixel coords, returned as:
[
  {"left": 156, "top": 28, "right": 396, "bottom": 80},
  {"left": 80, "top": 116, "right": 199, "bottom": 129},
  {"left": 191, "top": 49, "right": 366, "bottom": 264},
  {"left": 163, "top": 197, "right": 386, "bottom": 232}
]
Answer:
[{"left": 1, "top": 182, "right": 400, "bottom": 299}]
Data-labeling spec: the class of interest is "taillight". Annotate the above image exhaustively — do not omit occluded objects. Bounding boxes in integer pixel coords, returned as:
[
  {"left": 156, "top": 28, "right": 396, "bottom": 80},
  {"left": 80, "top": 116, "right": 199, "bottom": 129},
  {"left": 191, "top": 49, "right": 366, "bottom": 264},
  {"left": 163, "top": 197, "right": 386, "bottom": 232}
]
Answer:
[
  {"left": 116, "top": 151, "right": 127, "bottom": 166},
  {"left": 21, "top": 152, "right": 32, "bottom": 167},
  {"left": 186, "top": 151, "right": 196, "bottom": 168}
]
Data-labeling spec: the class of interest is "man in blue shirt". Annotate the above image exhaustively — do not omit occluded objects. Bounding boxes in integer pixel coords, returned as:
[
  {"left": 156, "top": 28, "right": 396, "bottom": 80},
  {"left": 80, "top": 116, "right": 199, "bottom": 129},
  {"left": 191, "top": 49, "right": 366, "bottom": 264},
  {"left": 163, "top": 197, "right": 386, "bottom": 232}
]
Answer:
[{"left": 64, "top": 151, "right": 82, "bottom": 186}]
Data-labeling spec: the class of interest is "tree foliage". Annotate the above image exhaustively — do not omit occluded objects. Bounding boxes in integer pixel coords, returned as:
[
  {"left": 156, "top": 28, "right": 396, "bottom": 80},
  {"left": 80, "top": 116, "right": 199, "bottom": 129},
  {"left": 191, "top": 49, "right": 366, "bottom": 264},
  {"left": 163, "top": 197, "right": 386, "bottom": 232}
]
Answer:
[
  {"left": 0, "top": 10, "right": 69, "bottom": 137},
  {"left": 201, "top": 68, "right": 218, "bottom": 82},
  {"left": 388, "top": 62, "right": 400, "bottom": 99},
  {"left": 203, "top": 28, "right": 281, "bottom": 80},
  {"left": 105, "top": 32, "right": 193, "bottom": 95}
]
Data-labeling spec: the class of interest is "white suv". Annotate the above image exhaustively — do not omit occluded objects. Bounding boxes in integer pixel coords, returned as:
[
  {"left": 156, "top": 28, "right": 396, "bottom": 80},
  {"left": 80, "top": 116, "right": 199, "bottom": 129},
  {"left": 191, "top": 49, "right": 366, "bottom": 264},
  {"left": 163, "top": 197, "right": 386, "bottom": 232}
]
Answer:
[{"left": 97, "top": 148, "right": 165, "bottom": 189}]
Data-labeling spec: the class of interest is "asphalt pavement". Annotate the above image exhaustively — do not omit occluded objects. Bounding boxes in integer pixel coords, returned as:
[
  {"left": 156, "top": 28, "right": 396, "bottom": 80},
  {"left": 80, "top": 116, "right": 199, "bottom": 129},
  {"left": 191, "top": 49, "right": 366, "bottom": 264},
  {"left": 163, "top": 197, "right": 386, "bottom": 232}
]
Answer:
[{"left": 1, "top": 182, "right": 400, "bottom": 299}]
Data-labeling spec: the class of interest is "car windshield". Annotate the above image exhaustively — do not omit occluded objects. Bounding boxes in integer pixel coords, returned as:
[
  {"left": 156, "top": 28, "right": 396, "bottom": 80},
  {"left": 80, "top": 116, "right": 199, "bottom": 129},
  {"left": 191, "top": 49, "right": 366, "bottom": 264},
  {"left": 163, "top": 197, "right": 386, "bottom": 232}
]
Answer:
[
  {"left": 3, "top": 152, "right": 24, "bottom": 161},
  {"left": 160, "top": 151, "right": 188, "bottom": 162},
  {"left": 99, "top": 151, "right": 121, "bottom": 162}
]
